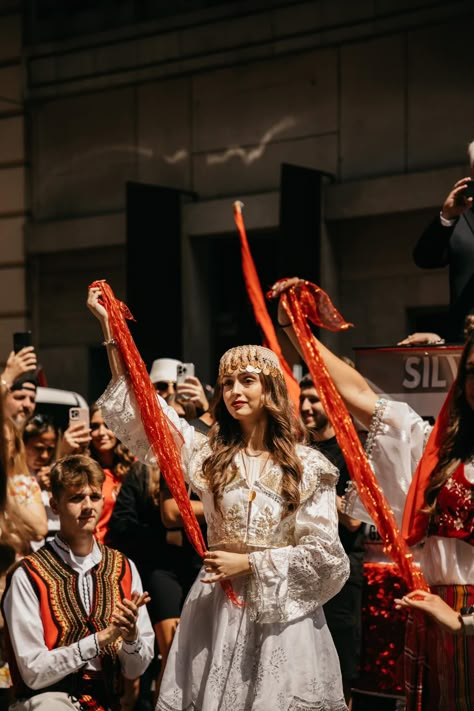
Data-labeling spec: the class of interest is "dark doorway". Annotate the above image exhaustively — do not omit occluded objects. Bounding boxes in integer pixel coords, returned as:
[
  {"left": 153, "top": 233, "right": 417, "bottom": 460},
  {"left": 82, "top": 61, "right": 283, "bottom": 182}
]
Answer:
[
  {"left": 126, "top": 182, "right": 186, "bottom": 370},
  {"left": 207, "top": 230, "right": 279, "bottom": 376},
  {"left": 88, "top": 345, "right": 112, "bottom": 404}
]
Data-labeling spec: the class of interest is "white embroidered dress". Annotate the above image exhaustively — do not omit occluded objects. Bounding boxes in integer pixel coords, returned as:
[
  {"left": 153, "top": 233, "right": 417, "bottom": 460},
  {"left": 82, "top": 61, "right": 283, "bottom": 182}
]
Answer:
[
  {"left": 98, "top": 376, "right": 350, "bottom": 711},
  {"left": 345, "top": 398, "right": 474, "bottom": 586}
]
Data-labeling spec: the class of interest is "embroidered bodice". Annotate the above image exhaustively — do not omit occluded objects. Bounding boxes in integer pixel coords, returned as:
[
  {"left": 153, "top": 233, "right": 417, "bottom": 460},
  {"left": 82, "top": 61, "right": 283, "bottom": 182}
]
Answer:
[
  {"left": 189, "top": 440, "right": 339, "bottom": 552},
  {"left": 343, "top": 398, "right": 474, "bottom": 585},
  {"left": 98, "top": 375, "right": 350, "bottom": 623},
  {"left": 428, "top": 462, "right": 474, "bottom": 546}
]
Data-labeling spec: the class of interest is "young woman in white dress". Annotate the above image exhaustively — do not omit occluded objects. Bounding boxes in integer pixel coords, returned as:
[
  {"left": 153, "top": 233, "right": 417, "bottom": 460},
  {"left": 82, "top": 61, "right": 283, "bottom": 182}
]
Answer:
[{"left": 87, "top": 286, "right": 349, "bottom": 711}]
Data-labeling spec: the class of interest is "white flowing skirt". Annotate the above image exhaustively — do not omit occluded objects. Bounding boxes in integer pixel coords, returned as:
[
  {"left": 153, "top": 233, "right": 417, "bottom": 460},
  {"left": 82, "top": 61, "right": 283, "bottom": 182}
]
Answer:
[{"left": 156, "top": 568, "right": 347, "bottom": 711}]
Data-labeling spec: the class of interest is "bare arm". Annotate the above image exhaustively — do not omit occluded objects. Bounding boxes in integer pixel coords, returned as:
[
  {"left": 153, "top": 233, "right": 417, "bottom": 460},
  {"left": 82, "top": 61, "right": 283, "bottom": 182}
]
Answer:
[
  {"left": 160, "top": 490, "right": 205, "bottom": 528},
  {"left": 1, "top": 348, "right": 37, "bottom": 390},
  {"left": 336, "top": 496, "right": 362, "bottom": 532},
  {"left": 21, "top": 507, "right": 48, "bottom": 542},
  {"left": 275, "top": 280, "right": 378, "bottom": 429},
  {"left": 87, "top": 285, "right": 126, "bottom": 380},
  {"left": 394, "top": 591, "right": 463, "bottom": 634}
]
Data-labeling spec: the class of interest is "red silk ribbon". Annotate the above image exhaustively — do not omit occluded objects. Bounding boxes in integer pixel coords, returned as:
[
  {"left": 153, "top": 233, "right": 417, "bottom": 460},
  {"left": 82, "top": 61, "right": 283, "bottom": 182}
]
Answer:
[
  {"left": 89, "top": 280, "right": 243, "bottom": 606},
  {"left": 270, "top": 279, "right": 428, "bottom": 592},
  {"left": 402, "top": 381, "right": 455, "bottom": 547},
  {"left": 233, "top": 202, "right": 300, "bottom": 412}
]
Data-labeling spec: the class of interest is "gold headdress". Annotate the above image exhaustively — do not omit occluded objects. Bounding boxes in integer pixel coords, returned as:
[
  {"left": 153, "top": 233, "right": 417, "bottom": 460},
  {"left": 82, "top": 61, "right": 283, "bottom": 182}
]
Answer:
[{"left": 218, "top": 345, "right": 282, "bottom": 379}]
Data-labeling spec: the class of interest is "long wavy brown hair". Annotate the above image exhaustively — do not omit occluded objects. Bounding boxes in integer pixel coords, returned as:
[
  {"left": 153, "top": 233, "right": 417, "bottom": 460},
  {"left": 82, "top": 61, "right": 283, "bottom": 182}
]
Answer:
[
  {"left": 4, "top": 417, "right": 29, "bottom": 477},
  {"left": 89, "top": 403, "right": 135, "bottom": 480},
  {"left": 423, "top": 332, "right": 474, "bottom": 513},
  {"left": 0, "top": 392, "right": 6, "bottom": 512},
  {"left": 202, "top": 372, "right": 303, "bottom": 515},
  {"left": 3, "top": 417, "right": 38, "bottom": 555}
]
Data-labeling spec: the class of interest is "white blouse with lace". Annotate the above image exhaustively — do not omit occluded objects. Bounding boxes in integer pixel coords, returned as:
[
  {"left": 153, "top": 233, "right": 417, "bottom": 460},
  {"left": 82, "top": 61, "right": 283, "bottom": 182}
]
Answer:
[
  {"left": 344, "top": 398, "right": 474, "bottom": 587},
  {"left": 98, "top": 375, "right": 350, "bottom": 711}
]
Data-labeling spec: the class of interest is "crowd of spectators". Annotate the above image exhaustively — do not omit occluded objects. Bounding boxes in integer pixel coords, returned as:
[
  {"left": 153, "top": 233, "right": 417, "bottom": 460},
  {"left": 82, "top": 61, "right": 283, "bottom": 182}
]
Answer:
[
  {"left": 0, "top": 148, "right": 473, "bottom": 709},
  {"left": 0, "top": 313, "right": 471, "bottom": 710}
]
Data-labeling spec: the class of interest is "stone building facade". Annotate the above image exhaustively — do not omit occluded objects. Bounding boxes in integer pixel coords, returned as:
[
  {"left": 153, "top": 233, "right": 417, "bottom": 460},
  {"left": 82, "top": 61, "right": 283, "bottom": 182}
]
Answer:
[{"left": 0, "top": 0, "right": 473, "bottom": 396}]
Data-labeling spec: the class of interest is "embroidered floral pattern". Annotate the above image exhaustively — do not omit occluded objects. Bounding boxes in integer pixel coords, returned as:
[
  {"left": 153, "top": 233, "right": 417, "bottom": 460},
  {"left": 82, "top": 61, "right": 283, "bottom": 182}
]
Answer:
[
  {"left": 207, "top": 504, "right": 244, "bottom": 546},
  {"left": 157, "top": 627, "right": 347, "bottom": 711},
  {"left": 101, "top": 376, "right": 349, "bottom": 711},
  {"left": 428, "top": 463, "right": 474, "bottom": 544},
  {"left": 248, "top": 505, "right": 280, "bottom": 545}
]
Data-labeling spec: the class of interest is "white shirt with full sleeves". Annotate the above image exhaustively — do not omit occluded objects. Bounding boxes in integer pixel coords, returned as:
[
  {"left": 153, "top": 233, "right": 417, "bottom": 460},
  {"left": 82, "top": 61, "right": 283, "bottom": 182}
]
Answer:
[
  {"left": 3, "top": 536, "right": 155, "bottom": 690},
  {"left": 344, "top": 398, "right": 474, "bottom": 586}
]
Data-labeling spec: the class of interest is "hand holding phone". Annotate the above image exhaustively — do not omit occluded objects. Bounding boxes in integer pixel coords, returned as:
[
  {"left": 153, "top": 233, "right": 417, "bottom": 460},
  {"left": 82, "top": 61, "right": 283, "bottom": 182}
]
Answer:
[
  {"left": 176, "top": 369, "right": 209, "bottom": 412},
  {"left": 69, "top": 407, "right": 90, "bottom": 430},
  {"left": 176, "top": 363, "right": 195, "bottom": 384},
  {"left": 3, "top": 333, "right": 37, "bottom": 387},
  {"left": 13, "top": 331, "right": 33, "bottom": 354},
  {"left": 445, "top": 177, "right": 474, "bottom": 217},
  {"left": 461, "top": 180, "right": 474, "bottom": 201},
  {"left": 62, "top": 408, "right": 91, "bottom": 456}
]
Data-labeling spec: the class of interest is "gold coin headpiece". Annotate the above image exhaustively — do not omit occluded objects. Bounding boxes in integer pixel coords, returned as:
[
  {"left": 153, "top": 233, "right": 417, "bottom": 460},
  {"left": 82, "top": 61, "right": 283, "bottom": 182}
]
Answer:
[{"left": 218, "top": 345, "right": 282, "bottom": 379}]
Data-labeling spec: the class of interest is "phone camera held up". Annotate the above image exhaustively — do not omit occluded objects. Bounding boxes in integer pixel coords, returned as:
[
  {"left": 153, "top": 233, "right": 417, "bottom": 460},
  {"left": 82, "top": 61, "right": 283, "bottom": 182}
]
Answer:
[
  {"left": 176, "top": 363, "right": 195, "bottom": 401},
  {"left": 68, "top": 407, "right": 90, "bottom": 430},
  {"left": 176, "top": 363, "right": 195, "bottom": 384},
  {"left": 460, "top": 180, "right": 474, "bottom": 202},
  {"left": 13, "top": 331, "right": 33, "bottom": 354}
]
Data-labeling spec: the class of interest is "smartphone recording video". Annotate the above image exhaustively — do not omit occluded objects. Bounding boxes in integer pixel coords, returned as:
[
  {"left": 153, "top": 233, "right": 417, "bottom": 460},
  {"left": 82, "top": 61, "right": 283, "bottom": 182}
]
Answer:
[
  {"left": 462, "top": 180, "right": 474, "bottom": 201},
  {"left": 13, "top": 331, "right": 33, "bottom": 354},
  {"left": 68, "top": 407, "right": 90, "bottom": 431},
  {"left": 176, "top": 363, "right": 195, "bottom": 385}
]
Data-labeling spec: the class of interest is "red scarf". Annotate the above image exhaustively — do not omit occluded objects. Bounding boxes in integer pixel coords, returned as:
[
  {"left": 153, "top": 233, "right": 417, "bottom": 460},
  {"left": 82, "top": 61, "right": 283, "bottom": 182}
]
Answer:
[
  {"left": 402, "top": 382, "right": 455, "bottom": 546},
  {"left": 270, "top": 279, "right": 428, "bottom": 591},
  {"left": 233, "top": 202, "right": 300, "bottom": 412},
  {"left": 89, "top": 281, "right": 243, "bottom": 606}
]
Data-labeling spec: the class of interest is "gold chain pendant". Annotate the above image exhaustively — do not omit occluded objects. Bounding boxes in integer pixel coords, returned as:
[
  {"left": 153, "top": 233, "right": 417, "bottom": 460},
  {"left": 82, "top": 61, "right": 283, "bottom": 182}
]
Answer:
[{"left": 248, "top": 489, "right": 256, "bottom": 502}]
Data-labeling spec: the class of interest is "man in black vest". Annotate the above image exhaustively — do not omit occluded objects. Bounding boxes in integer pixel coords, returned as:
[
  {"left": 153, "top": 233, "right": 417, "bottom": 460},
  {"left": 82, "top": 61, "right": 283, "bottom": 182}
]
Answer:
[{"left": 413, "top": 141, "right": 474, "bottom": 341}]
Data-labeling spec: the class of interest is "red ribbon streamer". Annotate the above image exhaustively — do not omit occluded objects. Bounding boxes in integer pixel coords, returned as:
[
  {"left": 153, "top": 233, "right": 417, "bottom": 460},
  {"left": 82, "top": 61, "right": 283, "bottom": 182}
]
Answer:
[
  {"left": 269, "top": 279, "right": 428, "bottom": 592},
  {"left": 402, "top": 381, "right": 455, "bottom": 546},
  {"left": 233, "top": 203, "right": 301, "bottom": 412},
  {"left": 89, "top": 280, "right": 243, "bottom": 606}
]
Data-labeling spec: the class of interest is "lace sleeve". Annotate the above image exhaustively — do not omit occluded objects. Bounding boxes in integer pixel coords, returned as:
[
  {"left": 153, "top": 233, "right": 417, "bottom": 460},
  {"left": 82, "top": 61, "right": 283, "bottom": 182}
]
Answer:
[
  {"left": 97, "top": 375, "right": 196, "bottom": 476},
  {"left": 248, "top": 471, "right": 349, "bottom": 624},
  {"left": 344, "top": 398, "right": 432, "bottom": 526}
]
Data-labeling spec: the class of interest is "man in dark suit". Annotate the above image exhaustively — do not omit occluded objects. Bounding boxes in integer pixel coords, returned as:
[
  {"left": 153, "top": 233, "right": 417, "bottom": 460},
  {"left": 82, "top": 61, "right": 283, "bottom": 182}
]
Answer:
[{"left": 413, "top": 141, "right": 474, "bottom": 341}]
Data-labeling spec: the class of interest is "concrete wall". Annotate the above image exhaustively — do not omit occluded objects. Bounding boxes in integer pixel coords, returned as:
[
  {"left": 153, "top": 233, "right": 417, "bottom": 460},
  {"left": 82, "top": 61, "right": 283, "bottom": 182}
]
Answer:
[
  {"left": 19, "top": 0, "right": 474, "bottom": 388},
  {"left": 27, "top": 0, "right": 474, "bottom": 213},
  {"left": 0, "top": 4, "right": 28, "bottom": 364}
]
